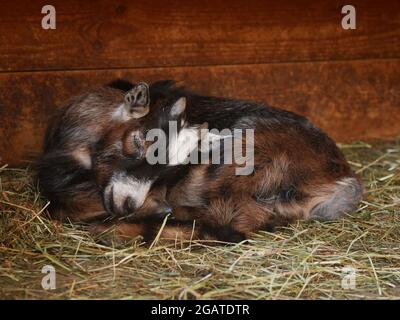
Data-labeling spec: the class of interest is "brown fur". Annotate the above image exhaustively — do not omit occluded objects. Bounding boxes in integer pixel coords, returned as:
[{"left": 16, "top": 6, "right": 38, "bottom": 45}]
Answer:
[
  {"left": 160, "top": 125, "right": 363, "bottom": 240},
  {"left": 38, "top": 83, "right": 152, "bottom": 221},
  {"left": 88, "top": 87, "right": 363, "bottom": 242},
  {"left": 40, "top": 80, "right": 363, "bottom": 244}
]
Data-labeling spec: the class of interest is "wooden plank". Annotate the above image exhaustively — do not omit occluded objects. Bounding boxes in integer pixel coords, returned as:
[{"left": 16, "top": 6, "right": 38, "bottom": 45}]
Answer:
[
  {"left": 1, "top": 59, "right": 399, "bottom": 167},
  {"left": 0, "top": 0, "right": 399, "bottom": 72}
]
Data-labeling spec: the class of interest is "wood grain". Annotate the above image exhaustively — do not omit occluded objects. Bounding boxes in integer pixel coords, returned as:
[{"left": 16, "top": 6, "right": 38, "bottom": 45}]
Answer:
[
  {"left": 0, "top": 0, "right": 399, "bottom": 72},
  {"left": 1, "top": 59, "right": 399, "bottom": 166}
]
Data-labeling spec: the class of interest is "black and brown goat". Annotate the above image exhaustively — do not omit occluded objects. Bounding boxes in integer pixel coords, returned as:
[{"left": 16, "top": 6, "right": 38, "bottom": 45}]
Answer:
[
  {"left": 89, "top": 81, "right": 363, "bottom": 243},
  {"left": 37, "top": 81, "right": 362, "bottom": 241}
]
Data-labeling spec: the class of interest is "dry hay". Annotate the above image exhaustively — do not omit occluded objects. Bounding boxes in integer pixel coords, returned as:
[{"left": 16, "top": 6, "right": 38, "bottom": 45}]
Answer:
[{"left": 0, "top": 140, "right": 399, "bottom": 299}]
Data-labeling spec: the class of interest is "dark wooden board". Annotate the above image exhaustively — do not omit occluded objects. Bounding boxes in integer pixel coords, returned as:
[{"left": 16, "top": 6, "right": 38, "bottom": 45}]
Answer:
[
  {"left": 0, "top": 0, "right": 399, "bottom": 72},
  {"left": 1, "top": 59, "right": 399, "bottom": 166}
]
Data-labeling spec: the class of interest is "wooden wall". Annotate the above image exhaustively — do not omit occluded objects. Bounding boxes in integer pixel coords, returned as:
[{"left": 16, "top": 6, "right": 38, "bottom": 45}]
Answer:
[{"left": 0, "top": 0, "right": 399, "bottom": 166}]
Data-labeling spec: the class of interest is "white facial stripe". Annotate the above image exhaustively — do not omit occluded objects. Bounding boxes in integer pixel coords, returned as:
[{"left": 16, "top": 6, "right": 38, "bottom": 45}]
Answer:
[
  {"left": 108, "top": 173, "right": 153, "bottom": 211},
  {"left": 168, "top": 127, "right": 200, "bottom": 165}
]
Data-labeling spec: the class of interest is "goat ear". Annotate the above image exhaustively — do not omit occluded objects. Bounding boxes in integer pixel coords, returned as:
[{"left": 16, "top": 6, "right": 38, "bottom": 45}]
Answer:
[
  {"left": 125, "top": 82, "right": 150, "bottom": 118},
  {"left": 170, "top": 97, "right": 186, "bottom": 117}
]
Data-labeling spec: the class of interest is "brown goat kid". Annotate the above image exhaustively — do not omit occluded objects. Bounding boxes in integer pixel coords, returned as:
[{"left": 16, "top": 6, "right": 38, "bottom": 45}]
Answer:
[
  {"left": 89, "top": 81, "right": 363, "bottom": 243},
  {"left": 37, "top": 79, "right": 363, "bottom": 243}
]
